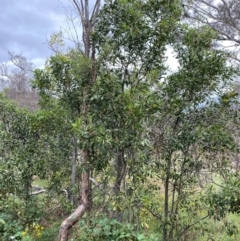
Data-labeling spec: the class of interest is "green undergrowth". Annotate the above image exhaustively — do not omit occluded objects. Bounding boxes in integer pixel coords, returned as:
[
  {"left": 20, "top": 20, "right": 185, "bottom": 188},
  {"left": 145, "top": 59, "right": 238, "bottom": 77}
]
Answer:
[
  {"left": 21, "top": 221, "right": 60, "bottom": 241},
  {"left": 2, "top": 174, "right": 240, "bottom": 241},
  {"left": 198, "top": 213, "right": 240, "bottom": 241}
]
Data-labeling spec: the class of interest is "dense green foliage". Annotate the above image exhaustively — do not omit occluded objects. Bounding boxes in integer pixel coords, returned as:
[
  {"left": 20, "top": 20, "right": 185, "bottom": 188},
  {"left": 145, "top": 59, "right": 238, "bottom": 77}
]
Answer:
[{"left": 1, "top": 0, "right": 240, "bottom": 241}]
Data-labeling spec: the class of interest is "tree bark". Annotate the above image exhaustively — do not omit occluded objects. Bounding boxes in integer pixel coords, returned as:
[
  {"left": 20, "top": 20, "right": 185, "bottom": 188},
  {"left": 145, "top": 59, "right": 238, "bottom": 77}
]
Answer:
[
  {"left": 113, "top": 150, "right": 125, "bottom": 196},
  {"left": 70, "top": 137, "right": 78, "bottom": 204},
  {"left": 58, "top": 150, "right": 90, "bottom": 241},
  {"left": 111, "top": 149, "right": 126, "bottom": 220},
  {"left": 163, "top": 158, "right": 171, "bottom": 241},
  {"left": 58, "top": 203, "right": 86, "bottom": 241}
]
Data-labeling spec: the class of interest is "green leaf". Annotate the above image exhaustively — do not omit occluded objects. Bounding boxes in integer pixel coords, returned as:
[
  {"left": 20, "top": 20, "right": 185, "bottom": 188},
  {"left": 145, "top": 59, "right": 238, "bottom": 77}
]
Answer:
[{"left": 0, "top": 219, "right": 5, "bottom": 225}]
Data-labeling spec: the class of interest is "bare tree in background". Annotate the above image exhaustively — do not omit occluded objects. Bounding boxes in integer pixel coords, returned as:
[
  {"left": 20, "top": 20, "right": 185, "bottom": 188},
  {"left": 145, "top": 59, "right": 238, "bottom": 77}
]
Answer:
[
  {"left": 0, "top": 51, "right": 39, "bottom": 111},
  {"left": 182, "top": 0, "right": 240, "bottom": 63}
]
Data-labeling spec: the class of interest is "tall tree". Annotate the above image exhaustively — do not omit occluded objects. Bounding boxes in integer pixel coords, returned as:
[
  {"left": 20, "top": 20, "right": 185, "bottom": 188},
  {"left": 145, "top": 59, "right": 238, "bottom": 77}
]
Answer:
[
  {"left": 149, "top": 25, "right": 236, "bottom": 241},
  {"left": 59, "top": 0, "right": 100, "bottom": 239},
  {"left": 83, "top": 0, "right": 183, "bottom": 224},
  {"left": 34, "top": 1, "right": 101, "bottom": 240},
  {"left": 34, "top": 0, "right": 181, "bottom": 239},
  {"left": 94, "top": 1, "right": 237, "bottom": 239}
]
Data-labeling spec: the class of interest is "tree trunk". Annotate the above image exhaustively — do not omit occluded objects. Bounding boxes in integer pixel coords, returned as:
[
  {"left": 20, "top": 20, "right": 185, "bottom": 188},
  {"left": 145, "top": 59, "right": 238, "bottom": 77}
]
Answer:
[
  {"left": 111, "top": 149, "right": 126, "bottom": 220},
  {"left": 163, "top": 158, "right": 171, "bottom": 241},
  {"left": 58, "top": 204, "right": 86, "bottom": 241},
  {"left": 113, "top": 150, "right": 125, "bottom": 196},
  {"left": 70, "top": 137, "right": 78, "bottom": 204},
  {"left": 58, "top": 150, "right": 90, "bottom": 241}
]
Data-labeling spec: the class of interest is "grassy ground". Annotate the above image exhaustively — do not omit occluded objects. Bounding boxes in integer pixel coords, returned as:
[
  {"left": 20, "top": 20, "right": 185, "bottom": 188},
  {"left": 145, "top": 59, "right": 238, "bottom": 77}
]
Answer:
[{"left": 22, "top": 174, "right": 240, "bottom": 241}]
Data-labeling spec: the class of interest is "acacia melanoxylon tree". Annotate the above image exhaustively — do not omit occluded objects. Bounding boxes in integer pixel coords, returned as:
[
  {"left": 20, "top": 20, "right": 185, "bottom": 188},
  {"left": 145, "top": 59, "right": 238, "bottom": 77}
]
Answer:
[
  {"left": 151, "top": 26, "right": 236, "bottom": 241},
  {"left": 94, "top": 2, "right": 237, "bottom": 239},
  {"left": 34, "top": 0, "right": 101, "bottom": 240}
]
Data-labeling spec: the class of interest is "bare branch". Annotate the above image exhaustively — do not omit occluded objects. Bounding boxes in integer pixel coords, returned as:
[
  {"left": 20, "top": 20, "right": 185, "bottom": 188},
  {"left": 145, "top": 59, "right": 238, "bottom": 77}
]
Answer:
[
  {"left": 183, "top": 0, "right": 240, "bottom": 63},
  {"left": 31, "top": 185, "right": 46, "bottom": 195},
  {"left": 89, "top": 177, "right": 110, "bottom": 195},
  {"left": 91, "top": 0, "right": 101, "bottom": 26},
  {"left": 72, "top": 0, "right": 85, "bottom": 26}
]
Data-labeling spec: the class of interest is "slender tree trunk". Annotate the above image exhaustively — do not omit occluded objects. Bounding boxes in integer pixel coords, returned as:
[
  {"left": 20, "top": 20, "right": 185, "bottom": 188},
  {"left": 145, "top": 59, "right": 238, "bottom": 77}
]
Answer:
[
  {"left": 113, "top": 149, "right": 125, "bottom": 196},
  {"left": 81, "top": 150, "right": 90, "bottom": 205},
  {"left": 163, "top": 158, "right": 171, "bottom": 241},
  {"left": 163, "top": 174, "right": 169, "bottom": 241},
  {"left": 58, "top": 1, "right": 100, "bottom": 240},
  {"left": 58, "top": 150, "right": 90, "bottom": 241},
  {"left": 70, "top": 137, "right": 78, "bottom": 204},
  {"left": 111, "top": 149, "right": 126, "bottom": 220}
]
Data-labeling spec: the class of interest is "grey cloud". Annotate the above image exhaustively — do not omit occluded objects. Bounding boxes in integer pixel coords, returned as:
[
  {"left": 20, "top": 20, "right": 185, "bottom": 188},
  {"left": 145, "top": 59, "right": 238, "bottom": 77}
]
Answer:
[{"left": 0, "top": 0, "right": 69, "bottom": 66}]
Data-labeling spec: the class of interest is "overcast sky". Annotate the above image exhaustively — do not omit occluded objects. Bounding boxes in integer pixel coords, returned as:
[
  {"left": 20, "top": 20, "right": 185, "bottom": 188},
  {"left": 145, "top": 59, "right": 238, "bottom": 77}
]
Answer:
[
  {"left": 0, "top": 1, "right": 178, "bottom": 72},
  {"left": 0, "top": 0, "right": 71, "bottom": 68}
]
